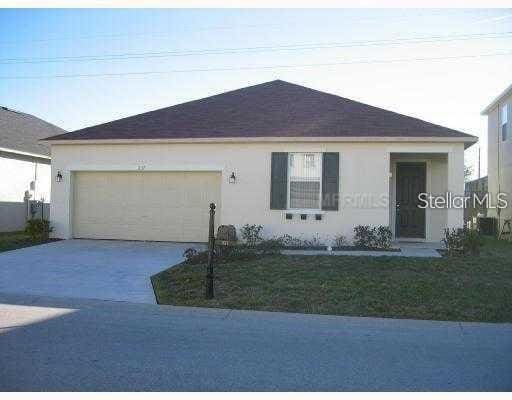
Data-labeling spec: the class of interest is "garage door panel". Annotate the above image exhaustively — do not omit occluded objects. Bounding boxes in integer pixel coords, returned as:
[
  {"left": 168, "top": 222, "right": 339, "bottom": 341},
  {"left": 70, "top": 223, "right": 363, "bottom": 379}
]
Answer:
[{"left": 73, "top": 171, "right": 221, "bottom": 242}]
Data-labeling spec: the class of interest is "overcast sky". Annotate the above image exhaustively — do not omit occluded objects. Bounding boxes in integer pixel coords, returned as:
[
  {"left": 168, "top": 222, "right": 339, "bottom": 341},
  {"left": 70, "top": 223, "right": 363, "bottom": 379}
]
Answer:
[{"left": 1, "top": 8, "right": 511, "bottom": 178}]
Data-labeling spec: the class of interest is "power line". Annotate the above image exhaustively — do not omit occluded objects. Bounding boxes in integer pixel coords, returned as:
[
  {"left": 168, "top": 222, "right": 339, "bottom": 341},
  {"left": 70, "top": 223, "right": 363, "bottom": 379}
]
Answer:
[
  {"left": 1, "top": 31, "right": 511, "bottom": 65},
  {"left": 0, "top": 10, "right": 484, "bottom": 45},
  {"left": 0, "top": 23, "right": 280, "bottom": 45},
  {"left": 2, "top": 50, "right": 511, "bottom": 80}
]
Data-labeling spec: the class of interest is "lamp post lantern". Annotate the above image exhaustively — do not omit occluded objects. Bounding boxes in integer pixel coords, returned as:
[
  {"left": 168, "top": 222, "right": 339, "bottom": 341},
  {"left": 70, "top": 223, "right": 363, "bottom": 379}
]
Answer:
[{"left": 205, "top": 202, "right": 216, "bottom": 299}]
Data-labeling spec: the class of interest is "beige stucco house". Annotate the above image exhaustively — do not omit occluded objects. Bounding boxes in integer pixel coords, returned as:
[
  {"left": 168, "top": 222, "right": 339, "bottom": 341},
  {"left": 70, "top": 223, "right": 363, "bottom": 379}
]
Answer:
[
  {"left": 481, "top": 83, "right": 512, "bottom": 233},
  {"left": 44, "top": 80, "right": 477, "bottom": 244},
  {"left": 1, "top": 106, "right": 65, "bottom": 231}
]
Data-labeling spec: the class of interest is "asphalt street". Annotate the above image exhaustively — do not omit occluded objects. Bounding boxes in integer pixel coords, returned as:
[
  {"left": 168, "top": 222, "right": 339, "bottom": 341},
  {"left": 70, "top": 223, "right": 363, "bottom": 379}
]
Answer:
[{"left": 0, "top": 293, "right": 511, "bottom": 391}]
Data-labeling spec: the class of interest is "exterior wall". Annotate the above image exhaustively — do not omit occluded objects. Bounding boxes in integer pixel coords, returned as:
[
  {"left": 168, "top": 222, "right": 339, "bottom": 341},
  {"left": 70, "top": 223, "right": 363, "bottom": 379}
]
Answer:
[
  {"left": 0, "top": 156, "right": 51, "bottom": 203},
  {"left": 486, "top": 91, "right": 512, "bottom": 229},
  {"left": 50, "top": 141, "right": 465, "bottom": 244}
]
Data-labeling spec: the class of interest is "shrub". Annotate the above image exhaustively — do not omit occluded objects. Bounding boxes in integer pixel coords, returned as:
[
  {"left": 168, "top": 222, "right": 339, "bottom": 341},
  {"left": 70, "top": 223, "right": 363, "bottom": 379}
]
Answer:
[
  {"left": 183, "top": 247, "right": 198, "bottom": 261},
  {"left": 278, "top": 234, "right": 305, "bottom": 247},
  {"left": 443, "top": 228, "right": 482, "bottom": 256},
  {"left": 462, "top": 228, "right": 483, "bottom": 256},
  {"left": 240, "top": 224, "right": 263, "bottom": 246},
  {"left": 333, "top": 234, "right": 347, "bottom": 247},
  {"left": 303, "top": 234, "right": 325, "bottom": 248},
  {"left": 25, "top": 219, "right": 52, "bottom": 242},
  {"left": 183, "top": 247, "right": 208, "bottom": 264},
  {"left": 184, "top": 244, "right": 259, "bottom": 265},
  {"left": 374, "top": 226, "right": 392, "bottom": 249},
  {"left": 215, "top": 244, "right": 255, "bottom": 261},
  {"left": 353, "top": 225, "right": 377, "bottom": 248},
  {"left": 353, "top": 225, "right": 392, "bottom": 249},
  {"left": 272, "top": 234, "right": 327, "bottom": 249},
  {"left": 256, "top": 238, "right": 283, "bottom": 255},
  {"left": 442, "top": 228, "right": 464, "bottom": 256}
]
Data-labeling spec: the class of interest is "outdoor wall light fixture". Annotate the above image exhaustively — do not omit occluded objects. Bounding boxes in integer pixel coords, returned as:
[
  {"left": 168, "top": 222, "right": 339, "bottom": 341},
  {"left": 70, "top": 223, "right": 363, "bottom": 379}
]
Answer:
[
  {"left": 55, "top": 171, "right": 63, "bottom": 182},
  {"left": 229, "top": 172, "right": 236, "bottom": 184}
]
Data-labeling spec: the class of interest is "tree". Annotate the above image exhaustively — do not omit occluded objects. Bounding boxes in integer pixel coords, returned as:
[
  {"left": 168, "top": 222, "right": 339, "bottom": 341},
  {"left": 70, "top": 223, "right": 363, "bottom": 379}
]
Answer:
[{"left": 464, "top": 165, "right": 474, "bottom": 182}]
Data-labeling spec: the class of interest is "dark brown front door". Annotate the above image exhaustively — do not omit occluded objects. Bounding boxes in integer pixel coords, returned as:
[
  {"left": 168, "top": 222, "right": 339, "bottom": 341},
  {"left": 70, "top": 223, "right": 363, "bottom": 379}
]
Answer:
[{"left": 396, "top": 163, "right": 426, "bottom": 238}]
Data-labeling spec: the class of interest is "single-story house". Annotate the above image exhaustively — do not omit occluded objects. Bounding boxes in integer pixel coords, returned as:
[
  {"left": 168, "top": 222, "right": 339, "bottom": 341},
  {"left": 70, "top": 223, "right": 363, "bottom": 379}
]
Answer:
[
  {"left": 0, "top": 106, "right": 65, "bottom": 231},
  {"left": 44, "top": 80, "right": 477, "bottom": 244}
]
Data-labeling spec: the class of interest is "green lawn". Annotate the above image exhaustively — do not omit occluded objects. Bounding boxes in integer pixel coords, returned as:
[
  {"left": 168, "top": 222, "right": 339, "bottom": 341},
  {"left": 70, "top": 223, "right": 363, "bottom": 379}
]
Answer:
[
  {"left": 152, "top": 237, "right": 512, "bottom": 322},
  {"left": 0, "top": 231, "right": 55, "bottom": 253}
]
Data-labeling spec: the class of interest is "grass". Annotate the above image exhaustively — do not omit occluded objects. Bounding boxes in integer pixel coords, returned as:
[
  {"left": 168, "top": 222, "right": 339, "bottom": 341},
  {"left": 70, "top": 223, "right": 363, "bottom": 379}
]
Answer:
[
  {"left": 0, "top": 231, "right": 56, "bottom": 253},
  {"left": 151, "top": 237, "right": 512, "bottom": 323}
]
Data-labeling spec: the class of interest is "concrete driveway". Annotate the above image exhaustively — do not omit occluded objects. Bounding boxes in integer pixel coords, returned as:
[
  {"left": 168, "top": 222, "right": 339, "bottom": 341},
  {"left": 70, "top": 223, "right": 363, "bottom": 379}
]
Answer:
[
  {"left": 0, "top": 239, "right": 202, "bottom": 303},
  {"left": 0, "top": 293, "right": 511, "bottom": 391}
]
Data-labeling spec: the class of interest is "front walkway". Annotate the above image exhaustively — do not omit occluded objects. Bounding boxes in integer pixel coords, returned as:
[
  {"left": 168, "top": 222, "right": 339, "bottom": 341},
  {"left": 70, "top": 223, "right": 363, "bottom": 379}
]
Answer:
[
  {"left": 0, "top": 293, "right": 510, "bottom": 391},
  {"left": 397, "top": 241, "right": 444, "bottom": 257},
  {"left": 283, "top": 241, "right": 442, "bottom": 257},
  {"left": 0, "top": 239, "right": 204, "bottom": 303}
]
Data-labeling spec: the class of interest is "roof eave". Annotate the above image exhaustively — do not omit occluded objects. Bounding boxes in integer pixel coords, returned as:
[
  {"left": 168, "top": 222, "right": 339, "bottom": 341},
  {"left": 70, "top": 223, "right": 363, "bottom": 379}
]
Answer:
[
  {"left": 481, "top": 83, "right": 512, "bottom": 115},
  {"left": 0, "top": 146, "right": 51, "bottom": 164},
  {"left": 42, "top": 135, "right": 478, "bottom": 146}
]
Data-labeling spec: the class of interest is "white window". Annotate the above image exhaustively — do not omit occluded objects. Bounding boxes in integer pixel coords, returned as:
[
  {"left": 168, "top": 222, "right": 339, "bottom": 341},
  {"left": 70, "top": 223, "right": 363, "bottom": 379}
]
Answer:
[
  {"left": 288, "top": 153, "right": 322, "bottom": 209},
  {"left": 502, "top": 104, "right": 508, "bottom": 141}
]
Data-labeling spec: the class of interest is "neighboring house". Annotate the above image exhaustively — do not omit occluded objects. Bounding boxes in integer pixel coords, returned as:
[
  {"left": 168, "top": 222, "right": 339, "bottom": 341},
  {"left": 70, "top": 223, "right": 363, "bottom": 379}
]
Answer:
[
  {"left": 0, "top": 106, "right": 65, "bottom": 231},
  {"left": 464, "top": 175, "right": 488, "bottom": 223},
  {"left": 44, "top": 80, "right": 477, "bottom": 243},
  {"left": 481, "top": 84, "right": 512, "bottom": 233}
]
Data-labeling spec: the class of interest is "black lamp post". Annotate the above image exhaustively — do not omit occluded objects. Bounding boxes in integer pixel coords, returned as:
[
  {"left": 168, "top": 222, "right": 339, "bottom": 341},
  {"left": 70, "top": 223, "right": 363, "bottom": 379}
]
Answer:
[{"left": 205, "top": 202, "right": 216, "bottom": 299}]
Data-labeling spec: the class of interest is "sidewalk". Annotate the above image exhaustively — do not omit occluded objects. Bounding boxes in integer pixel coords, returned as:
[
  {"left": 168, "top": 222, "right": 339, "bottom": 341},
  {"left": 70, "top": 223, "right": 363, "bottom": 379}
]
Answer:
[{"left": 282, "top": 241, "right": 442, "bottom": 257}]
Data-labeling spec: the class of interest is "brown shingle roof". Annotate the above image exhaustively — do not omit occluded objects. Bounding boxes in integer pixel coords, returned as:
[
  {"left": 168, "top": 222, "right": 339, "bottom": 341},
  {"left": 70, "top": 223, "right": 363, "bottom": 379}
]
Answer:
[{"left": 45, "top": 80, "right": 474, "bottom": 141}]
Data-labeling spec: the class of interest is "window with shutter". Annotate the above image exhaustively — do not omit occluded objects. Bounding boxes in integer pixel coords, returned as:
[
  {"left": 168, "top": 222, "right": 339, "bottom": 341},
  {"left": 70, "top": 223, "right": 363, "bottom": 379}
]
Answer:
[
  {"left": 271, "top": 152, "right": 339, "bottom": 212},
  {"left": 502, "top": 104, "right": 508, "bottom": 141},
  {"left": 270, "top": 152, "right": 288, "bottom": 210},
  {"left": 322, "top": 152, "right": 339, "bottom": 211},
  {"left": 288, "top": 153, "right": 322, "bottom": 210}
]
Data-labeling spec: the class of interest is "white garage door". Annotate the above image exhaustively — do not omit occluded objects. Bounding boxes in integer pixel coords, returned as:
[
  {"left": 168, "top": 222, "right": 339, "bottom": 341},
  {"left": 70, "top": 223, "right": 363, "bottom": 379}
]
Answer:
[{"left": 73, "top": 171, "right": 221, "bottom": 242}]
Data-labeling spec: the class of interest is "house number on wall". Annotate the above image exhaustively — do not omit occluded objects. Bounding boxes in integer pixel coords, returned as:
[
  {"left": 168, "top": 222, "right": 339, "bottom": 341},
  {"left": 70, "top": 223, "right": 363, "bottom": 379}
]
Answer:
[{"left": 137, "top": 165, "right": 146, "bottom": 171}]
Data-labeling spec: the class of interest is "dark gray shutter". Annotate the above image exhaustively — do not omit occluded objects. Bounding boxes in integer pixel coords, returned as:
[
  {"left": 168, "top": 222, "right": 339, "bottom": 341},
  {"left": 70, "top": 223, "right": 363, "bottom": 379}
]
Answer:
[
  {"left": 270, "top": 152, "right": 288, "bottom": 210},
  {"left": 322, "top": 152, "right": 339, "bottom": 211}
]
